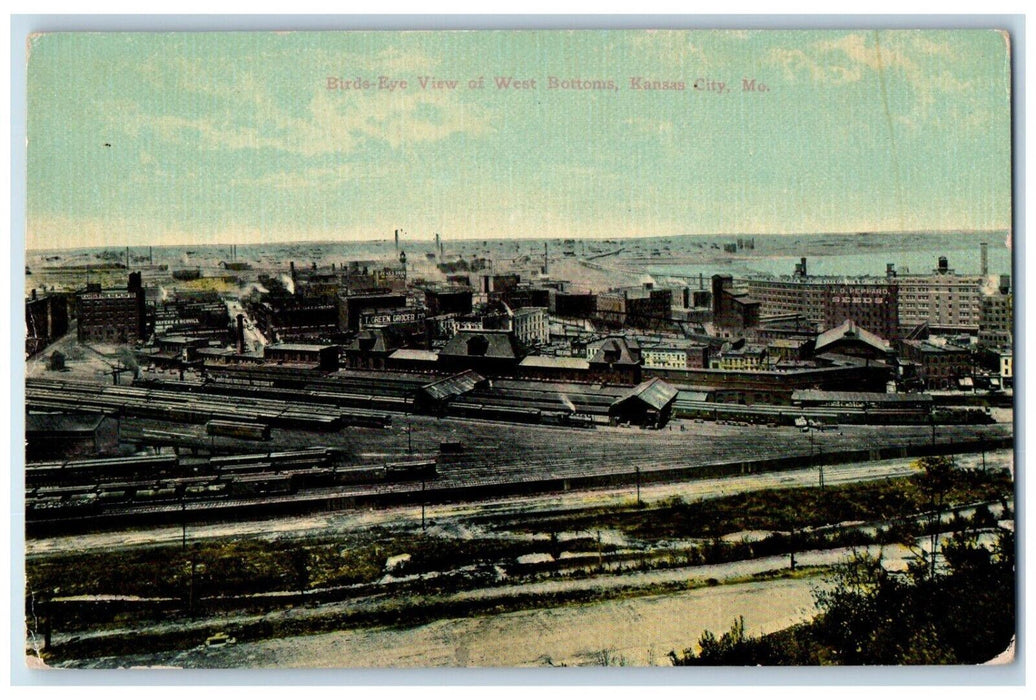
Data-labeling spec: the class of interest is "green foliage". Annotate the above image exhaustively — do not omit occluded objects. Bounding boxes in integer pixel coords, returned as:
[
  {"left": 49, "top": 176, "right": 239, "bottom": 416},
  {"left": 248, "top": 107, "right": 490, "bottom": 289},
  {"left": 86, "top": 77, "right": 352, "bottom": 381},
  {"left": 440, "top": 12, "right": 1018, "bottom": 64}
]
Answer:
[
  {"left": 670, "top": 616, "right": 825, "bottom": 666},
  {"left": 532, "top": 469, "right": 1010, "bottom": 543},
  {"left": 672, "top": 528, "right": 1015, "bottom": 665}
]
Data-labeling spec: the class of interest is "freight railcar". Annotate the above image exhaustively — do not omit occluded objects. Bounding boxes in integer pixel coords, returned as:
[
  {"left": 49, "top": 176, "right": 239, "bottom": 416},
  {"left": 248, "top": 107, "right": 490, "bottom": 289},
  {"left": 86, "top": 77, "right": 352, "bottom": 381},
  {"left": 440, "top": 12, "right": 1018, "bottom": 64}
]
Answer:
[{"left": 205, "top": 420, "right": 272, "bottom": 441}]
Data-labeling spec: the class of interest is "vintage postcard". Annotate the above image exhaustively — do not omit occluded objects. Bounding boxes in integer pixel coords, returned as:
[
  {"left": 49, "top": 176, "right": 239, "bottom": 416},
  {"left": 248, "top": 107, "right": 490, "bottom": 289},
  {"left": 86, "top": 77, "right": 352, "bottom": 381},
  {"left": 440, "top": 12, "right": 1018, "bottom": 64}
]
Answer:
[{"left": 23, "top": 28, "right": 1014, "bottom": 669}]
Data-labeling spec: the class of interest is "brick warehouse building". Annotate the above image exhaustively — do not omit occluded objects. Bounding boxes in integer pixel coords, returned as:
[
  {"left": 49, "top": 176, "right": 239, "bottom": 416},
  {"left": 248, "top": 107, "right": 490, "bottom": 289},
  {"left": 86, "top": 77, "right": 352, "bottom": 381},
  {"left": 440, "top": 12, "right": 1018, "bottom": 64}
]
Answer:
[
  {"left": 743, "top": 276, "right": 898, "bottom": 339},
  {"left": 75, "top": 272, "right": 146, "bottom": 343}
]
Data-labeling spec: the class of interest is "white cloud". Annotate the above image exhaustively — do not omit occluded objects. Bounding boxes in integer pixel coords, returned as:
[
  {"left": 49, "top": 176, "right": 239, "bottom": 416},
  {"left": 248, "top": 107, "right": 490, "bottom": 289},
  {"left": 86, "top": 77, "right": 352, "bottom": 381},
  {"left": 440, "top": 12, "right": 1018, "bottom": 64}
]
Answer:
[
  {"left": 766, "top": 31, "right": 977, "bottom": 129},
  {"left": 626, "top": 31, "right": 710, "bottom": 68}
]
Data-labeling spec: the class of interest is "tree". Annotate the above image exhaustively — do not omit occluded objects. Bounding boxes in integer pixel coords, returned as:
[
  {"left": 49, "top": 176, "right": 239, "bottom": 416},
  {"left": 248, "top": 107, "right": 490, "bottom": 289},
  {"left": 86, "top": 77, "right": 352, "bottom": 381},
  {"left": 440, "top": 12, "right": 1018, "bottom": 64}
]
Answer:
[
  {"left": 670, "top": 528, "right": 1015, "bottom": 665},
  {"left": 914, "top": 454, "right": 957, "bottom": 577}
]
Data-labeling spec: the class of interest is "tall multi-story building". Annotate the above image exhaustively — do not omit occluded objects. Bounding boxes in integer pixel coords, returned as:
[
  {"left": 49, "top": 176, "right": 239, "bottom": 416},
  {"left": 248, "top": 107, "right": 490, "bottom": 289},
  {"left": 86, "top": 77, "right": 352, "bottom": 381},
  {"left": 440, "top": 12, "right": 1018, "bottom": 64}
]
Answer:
[
  {"left": 825, "top": 282, "right": 899, "bottom": 340},
  {"left": 743, "top": 253, "right": 994, "bottom": 339},
  {"left": 335, "top": 291, "right": 408, "bottom": 333},
  {"left": 898, "top": 339, "right": 972, "bottom": 390},
  {"left": 637, "top": 337, "right": 710, "bottom": 370},
  {"left": 76, "top": 273, "right": 146, "bottom": 343},
  {"left": 895, "top": 257, "right": 984, "bottom": 334},
  {"left": 624, "top": 288, "right": 673, "bottom": 329},
  {"left": 977, "top": 276, "right": 1012, "bottom": 349},
  {"left": 455, "top": 306, "right": 548, "bottom": 347},
  {"left": 712, "top": 275, "right": 761, "bottom": 334},
  {"left": 743, "top": 275, "right": 898, "bottom": 338},
  {"left": 424, "top": 287, "right": 473, "bottom": 317},
  {"left": 512, "top": 307, "right": 549, "bottom": 347},
  {"left": 26, "top": 289, "right": 69, "bottom": 356}
]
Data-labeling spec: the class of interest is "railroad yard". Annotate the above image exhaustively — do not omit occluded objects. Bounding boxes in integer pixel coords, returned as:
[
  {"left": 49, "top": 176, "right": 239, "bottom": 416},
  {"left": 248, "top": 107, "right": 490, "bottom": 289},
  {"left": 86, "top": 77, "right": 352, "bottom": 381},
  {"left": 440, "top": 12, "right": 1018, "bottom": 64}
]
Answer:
[
  {"left": 22, "top": 232, "right": 1016, "bottom": 668},
  {"left": 25, "top": 370, "right": 1011, "bottom": 534}
]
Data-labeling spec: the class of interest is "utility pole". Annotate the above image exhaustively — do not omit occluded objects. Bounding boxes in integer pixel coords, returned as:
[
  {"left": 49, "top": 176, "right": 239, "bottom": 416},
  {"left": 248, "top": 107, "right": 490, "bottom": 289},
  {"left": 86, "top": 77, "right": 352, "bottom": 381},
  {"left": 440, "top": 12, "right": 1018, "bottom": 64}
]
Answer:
[{"left": 635, "top": 466, "right": 641, "bottom": 507}]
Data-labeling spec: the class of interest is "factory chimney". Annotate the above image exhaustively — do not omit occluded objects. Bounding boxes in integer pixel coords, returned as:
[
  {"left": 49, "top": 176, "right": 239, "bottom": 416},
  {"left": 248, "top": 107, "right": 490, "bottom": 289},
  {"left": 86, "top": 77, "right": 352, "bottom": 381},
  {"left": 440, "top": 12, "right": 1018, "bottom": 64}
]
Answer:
[
  {"left": 236, "top": 314, "right": 246, "bottom": 354},
  {"left": 149, "top": 246, "right": 153, "bottom": 265},
  {"left": 543, "top": 242, "right": 549, "bottom": 275},
  {"left": 980, "top": 242, "right": 989, "bottom": 276},
  {"left": 394, "top": 229, "right": 400, "bottom": 253},
  {"left": 290, "top": 261, "right": 296, "bottom": 282}
]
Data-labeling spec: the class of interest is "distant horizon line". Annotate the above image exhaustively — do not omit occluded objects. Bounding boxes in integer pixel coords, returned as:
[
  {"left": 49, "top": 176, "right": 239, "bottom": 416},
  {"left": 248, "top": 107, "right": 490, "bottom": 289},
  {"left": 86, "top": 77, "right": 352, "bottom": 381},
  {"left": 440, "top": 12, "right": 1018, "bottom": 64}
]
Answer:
[{"left": 26, "top": 228, "right": 1011, "bottom": 254}]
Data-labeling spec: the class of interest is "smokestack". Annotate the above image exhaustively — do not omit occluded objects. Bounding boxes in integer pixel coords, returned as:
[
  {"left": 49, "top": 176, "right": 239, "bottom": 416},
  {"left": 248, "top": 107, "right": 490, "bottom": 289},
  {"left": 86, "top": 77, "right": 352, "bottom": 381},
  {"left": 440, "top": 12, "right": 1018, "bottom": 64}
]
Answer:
[
  {"left": 236, "top": 314, "right": 245, "bottom": 354},
  {"left": 31, "top": 288, "right": 37, "bottom": 301},
  {"left": 980, "top": 242, "right": 989, "bottom": 276},
  {"left": 544, "top": 242, "right": 549, "bottom": 274},
  {"left": 149, "top": 246, "right": 153, "bottom": 265},
  {"left": 394, "top": 229, "right": 400, "bottom": 253},
  {"left": 290, "top": 261, "right": 296, "bottom": 282}
]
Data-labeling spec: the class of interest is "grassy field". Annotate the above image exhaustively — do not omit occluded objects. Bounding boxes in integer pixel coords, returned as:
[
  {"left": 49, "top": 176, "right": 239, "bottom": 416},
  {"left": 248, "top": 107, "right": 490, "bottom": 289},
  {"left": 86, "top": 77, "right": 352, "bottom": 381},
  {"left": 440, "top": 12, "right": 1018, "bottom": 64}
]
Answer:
[{"left": 27, "top": 462, "right": 1013, "bottom": 663}]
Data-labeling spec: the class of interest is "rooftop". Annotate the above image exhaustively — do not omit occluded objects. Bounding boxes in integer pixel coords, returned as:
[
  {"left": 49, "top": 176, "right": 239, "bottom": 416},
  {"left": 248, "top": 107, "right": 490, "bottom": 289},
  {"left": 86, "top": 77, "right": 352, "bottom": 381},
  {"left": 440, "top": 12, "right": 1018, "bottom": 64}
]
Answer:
[
  {"left": 440, "top": 330, "right": 522, "bottom": 360},
  {"left": 815, "top": 319, "right": 890, "bottom": 353},
  {"left": 265, "top": 343, "right": 336, "bottom": 352},
  {"left": 612, "top": 378, "right": 679, "bottom": 411},
  {"left": 420, "top": 370, "right": 485, "bottom": 402},
  {"left": 390, "top": 348, "right": 440, "bottom": 362},
  {"left": 520, "top": 356, "right": 591, "bottom": 370},
  {"left": 792, "top": 390, "right": 933, "bottom": 404}
]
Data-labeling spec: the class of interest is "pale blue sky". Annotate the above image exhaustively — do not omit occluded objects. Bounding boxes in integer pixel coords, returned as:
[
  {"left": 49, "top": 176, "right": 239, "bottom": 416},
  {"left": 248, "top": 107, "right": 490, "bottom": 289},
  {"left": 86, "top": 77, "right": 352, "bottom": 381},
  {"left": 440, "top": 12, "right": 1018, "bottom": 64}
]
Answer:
[{"left": 26, "top": 29, "right": 1012, "bottom": 249}]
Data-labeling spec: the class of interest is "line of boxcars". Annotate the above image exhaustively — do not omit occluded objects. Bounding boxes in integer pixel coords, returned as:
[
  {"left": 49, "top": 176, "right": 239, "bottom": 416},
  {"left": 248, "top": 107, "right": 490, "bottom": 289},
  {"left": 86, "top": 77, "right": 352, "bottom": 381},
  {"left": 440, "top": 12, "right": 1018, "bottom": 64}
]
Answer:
[
  {"left": 141, "top": 375, "right": 598, "bottom": 429},
  {"left": 444, "top": 402, "right": 597, "bottom": 428},
  {"left": 135, "top": 376, "right": 415, "bottom": 416},
  {"left": 25, "top": 448, "right": 437, "bottom": 521},
  {"left": 26, "top": 378, "right": 393, "bottom": 432}
]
